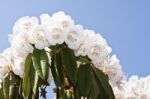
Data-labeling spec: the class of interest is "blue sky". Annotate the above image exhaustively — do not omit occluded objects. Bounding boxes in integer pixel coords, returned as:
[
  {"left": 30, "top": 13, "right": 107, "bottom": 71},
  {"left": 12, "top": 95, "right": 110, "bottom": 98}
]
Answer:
[{"left": 0, "top": 0, "right": 150, "bottom": 98}]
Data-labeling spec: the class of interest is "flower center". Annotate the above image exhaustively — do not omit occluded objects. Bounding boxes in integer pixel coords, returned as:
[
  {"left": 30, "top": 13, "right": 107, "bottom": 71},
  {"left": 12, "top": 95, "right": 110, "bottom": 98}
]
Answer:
[
  {"left": 79, "top": 44, "right": 86, "bottom": 53},
  {"left": 52, "top": 28, "right": 62, "bottom": 39},
  {"left": 67, "top": 31, "right": 78, "bottom": 42},
  {"left": 36, "top": 30, "right": 46, "bottom": 41},
  {"left": 91, "top": 45, "right": 100, "bottom": 56}
]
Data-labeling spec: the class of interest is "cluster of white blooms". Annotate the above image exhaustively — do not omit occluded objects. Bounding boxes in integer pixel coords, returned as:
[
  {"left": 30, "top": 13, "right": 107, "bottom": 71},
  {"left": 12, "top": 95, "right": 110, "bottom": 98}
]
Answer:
[
  {"left": 7, "top": 11, "right": 111, "bottom": 80},
  {"left": 0, "top": 11, "right": 150, "bottom": 98},
  {"left": 100, "top": 55, "right": 126, "bottom": 88},
  {"left": 113, "top": 75, "right": 150, "bottom": 99}
]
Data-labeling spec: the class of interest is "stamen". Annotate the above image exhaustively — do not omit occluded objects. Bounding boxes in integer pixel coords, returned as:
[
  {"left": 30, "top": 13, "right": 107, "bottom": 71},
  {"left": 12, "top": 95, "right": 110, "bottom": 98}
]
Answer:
[
  {"left": 52, "top": 28, "right": 62, "bottom": 39},
  {"left": 36, "top": 30, "right": 45, "bottom": 41},
  {"left": 91, "top": 45, "right": 100, "bottom": 56},
  {"left": 67, "top": 31, "right": 78, "bottom": 42}
]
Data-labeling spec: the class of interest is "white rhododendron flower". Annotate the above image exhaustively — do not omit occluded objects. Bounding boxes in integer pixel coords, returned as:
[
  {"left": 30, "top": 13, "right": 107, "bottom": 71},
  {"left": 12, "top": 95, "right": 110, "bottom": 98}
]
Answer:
[
  {"left": 75, "top": 42, "right": 90, "bottom": 56},
  {"left": 88, "top": 43, "right": 108, "bottom": 64},
  {"left": 12, "top": 58, "right": 24, "bottom": 78},
  {"left": 10, "top": 34, "right": 33, "bottom": 58},
  {"left": 113, "top": 87, "right": 125, "bottom": 99},
  {"left": 0, "top": 48, "right": 15, "bottom": 79},
  {"left": 0, "top": 48, "right": 24, "bottom": 78},
  {"left": 46, "top": 24, "right": 65, "bottom": 45},
  {"left": 87, "top": 33, "right": 111, "bottom": 64},
  {"left": 75, "top": 29, "right": 94, "bottom": 56},
  {"left": 28, "top": 25, "right": 49, "bottom": 49},
  {"left": 0, "top": 55, "right": 9, "bottom": 79},
  {"left": 52, "top": 11, "right": 74, "bottom": 30},
  {"left": 2, "top": 48, "right": 14, "bottom": 65},
  {"left": 107, "top": 55, "right": 125, "bottom": 87},
  {"left": 65, "top": 25, "right": 84, "bottom": 50},
  {"left": 113, "top": 75, "right": 150, "bottom": 99},
  {"left": 93, "top": 33, "right": 107, "bottom": 45},
  {"left": 40, "top": 14, "right": 52, "bottom": 26},
  {"left": 13, "top": 16, "right": 38, "bottom": 35},
  {"left": 93, "top": 33, "right": 112, "bottom": 54}
]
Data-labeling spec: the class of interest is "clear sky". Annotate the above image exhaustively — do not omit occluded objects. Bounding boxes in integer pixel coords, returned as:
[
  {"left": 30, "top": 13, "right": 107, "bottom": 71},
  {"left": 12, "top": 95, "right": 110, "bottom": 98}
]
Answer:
[{"left": 0, "top": 0, "right": 150, "bottom": 98}]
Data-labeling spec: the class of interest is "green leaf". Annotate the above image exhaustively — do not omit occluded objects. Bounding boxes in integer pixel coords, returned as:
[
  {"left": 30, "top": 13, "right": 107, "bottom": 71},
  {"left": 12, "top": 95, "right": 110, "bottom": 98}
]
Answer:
[
  {"left": 9, "top": 73, "right": 20, "bottom": 99},
  {"left": 9, "top": 84, "right": 19, "bottom": 99},
  {"left": 3, "top": 74, "right": 10, "bottom": 99},
  {"left": 29, "top": 60, "right": 35, "bottom": 88},
  {"left": 88, "top": 73, "right": 100, "bottom": 99},
  {"left": 74, "top": 87, "right": 81, "bottom": 99},
  {"left": 50, "top": 52, "right": 61, "bottom": 86},
  {"left": 32, "top": 49, "right": 43, "bottom": 79},
  {"left": 92, "top": 67, "right": 115, "bottom": 99},
  {"left": 24, "top": 76, "right": 31, "bottom": 98},
  {"left": 23, "top": 54, "right": 32, "bottom": 98},
  {"left": 23, "top": 54, "right": 32, "bottom": 81},
  {"left": 0, "top": 84, "right": 4, "bottom": 99},
  {"left": 55, "top": 51, "right": 66, "bottom": 97},
  {"left": 62, "top": 91, "right": 68, "bottom": 99},
  {"left": 108, "top": 84, "right": 115, "bottom": 99},
  {"left": 40, "top": 50, "right": 49, "bottom": 81},
  {"left": 77, "top": 63, "right": 92, "bottom": 97},
  {"left": 50, "top": 50, "right": 65, "bottom": 97},
  {"left": 55, "top": 52, "right": 64, "bottom": 85},
  {"left": 18, "top": 79, "right": 23, "bottom": 99},
  {"left": 32, "top": 49, "right": 50, "bottom": 82},
  {"left": 61, "top": 47, "right": 77, "bottom": 85},
  {"left": 32, "top": 72, "right": 39, "bottom": 99},
  {"left": 9, "top": 84, "right": 15, "bottom": 99}
]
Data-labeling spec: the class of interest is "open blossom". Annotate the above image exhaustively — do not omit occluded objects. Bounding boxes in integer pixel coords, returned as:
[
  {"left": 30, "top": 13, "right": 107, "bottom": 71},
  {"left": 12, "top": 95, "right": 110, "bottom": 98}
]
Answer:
[
  {"left": 40, "top": 14, "right": 53, "bottom": 26},
  {"left": 13, "top": 16, "right": 38, "bottom": 35},
  {"left": 104, "top": 55, "right": 126, "bottom": 87},
  {"left": 0, "top": 48, "right": 15, "bottom": 79},
  {"left": 0, "top": 48, "right": 24, "bottom": 78},
  {"left": 10, "top": 33, "right": 33, "bottom": 58},
  {"left": 112, "top": 75, "right": 150, "bottom": 99},
  {"left": 93, "top": 33, "right": 108, "bottom": 45},
  {"left": 45, "top": 24, "right": 65, "bottom": 45},
  {"left": 0, "top": 55, "right": 9, "bottom": 79},
  {"left": 1, "top": 48, "right": 14, "bottom": 65},
  {"left": 28, "top": 25, "right": 49, "bottom": 49},
  {"left": 88, "top": 43, "right": 108, "bottom": 64},
  {"left": 51, "top": 11, "right": 74, "bottom": 31},
  {"left": 75, "top": 29, "right": 94, "bottom": 56},
  {"left": 87, "top": 32, "right": 112, "bottom": 64},
  {"left": 12, "top": 58, "right": 24, "bottom": 78},
  {"left": 75, "top": 42, "right": 90, "bottom": 56},
  {"left": 94, "top": 33, "right": 112, "bottom": 53},
  {"left": 65, "top": 25, "right": 84, "bottom": 50},
  {"left": 113, "top": 87, "right": 125, "bottom": 99}
]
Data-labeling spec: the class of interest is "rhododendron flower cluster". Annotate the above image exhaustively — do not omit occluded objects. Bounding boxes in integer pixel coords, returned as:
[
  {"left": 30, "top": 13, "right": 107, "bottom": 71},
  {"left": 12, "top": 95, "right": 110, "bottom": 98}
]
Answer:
[{"left": 0, "top": 11, "right": 149, "bottom": 99}]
